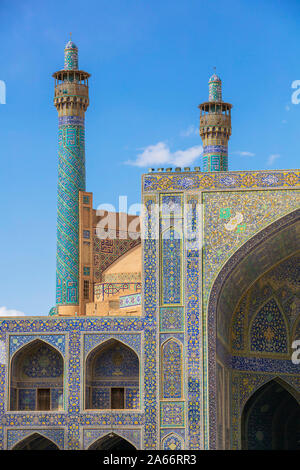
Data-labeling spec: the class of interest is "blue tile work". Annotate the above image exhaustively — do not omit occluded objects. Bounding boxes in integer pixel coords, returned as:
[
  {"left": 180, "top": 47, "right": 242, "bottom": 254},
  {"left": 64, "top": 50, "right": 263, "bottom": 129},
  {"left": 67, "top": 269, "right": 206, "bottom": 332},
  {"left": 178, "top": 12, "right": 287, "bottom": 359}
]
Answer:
[
  {"left": 0, "top": 317, "right": 144, "bottom": 449},
  {"left": 231, "top": 372, "right": 300, "bottom": 449},
  {"left": 161, "top": 340, "right": 182, "bottom": 399},
  {"left": 83, "top": 428, "right": 141, "bottom": 449},
  {"left": 143, "top": 170, "right": 300, "bottom": 193},
  {"left": 206, "top": 209, "right": 300, "bottom": 449},
  {"left": 94, "top": 345, "right": 139, "bottom": 378},
  {"left": 161, "top": 228, "right": 182, "bottom": 305},
  {"left": 162, "top": 432, "right": 184, "bottom": 450},
  {"left": 64, "top": 40, "right": 78, "bottom": 70},
  {"left": 18, "top": 389, "right": 36, "bottom": 411},
  {"left": 202, "top": 146, "right": 228, "bottom": 173},
  {"left": 250, "top": 299, "right": 288, "bottom": 353},
  {"left": 203, "top": 151, "right": 228, "bottom": 172},
  {"left": 0, "top": 171, "right": 299, "bottom": 451},
  {"left": 160, "top": 307, "right": 184, "bottom": 331},
  {"left": 56, "top": 120, "right": 85, "bottom": 306},
  {"left": 84, "top": 333, "right": 141, "bottom": 357},
  {"left": 185, "top": 195, "right": 201, "bottom": 449},
  {"left": 21, "top": 344, "right": 63, "bottom": 378},
  {"left": 208, "top": 73, "right": 222, "bottom": 102},
  {"left": 143, "top": 196, "right": 159, "bottom": 449},
  {"left": 125, "top": 388, "right": 139, "bottom": 409},
  {"left": 7, "top": 428, "right": 65, "bottom": 450},
  {"left": 55, "top": 42, "right": 88, "bottom": 309},
  {"left": 91, "top": 388, "right": 110, "bottom": 409},
  {"left": 160, "top": 402, "right": 184, "bottom": 427},
  {"left": 9, "top": 334, "right": 65, "bottom": 357},
  {"left": 142, "top": 170, "right": 300, "bottom": 450}
]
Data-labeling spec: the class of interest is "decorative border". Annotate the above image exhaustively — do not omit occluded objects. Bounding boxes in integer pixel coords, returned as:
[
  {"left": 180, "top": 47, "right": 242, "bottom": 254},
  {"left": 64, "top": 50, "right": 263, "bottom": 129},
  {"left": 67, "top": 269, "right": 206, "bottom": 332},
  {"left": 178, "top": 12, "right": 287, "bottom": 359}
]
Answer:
[
  {"left": 143, "top": 169, "right": 300, "bottom": 192},
  {"left": 6, "top": 427, "right": 65, "bottom": 450}
]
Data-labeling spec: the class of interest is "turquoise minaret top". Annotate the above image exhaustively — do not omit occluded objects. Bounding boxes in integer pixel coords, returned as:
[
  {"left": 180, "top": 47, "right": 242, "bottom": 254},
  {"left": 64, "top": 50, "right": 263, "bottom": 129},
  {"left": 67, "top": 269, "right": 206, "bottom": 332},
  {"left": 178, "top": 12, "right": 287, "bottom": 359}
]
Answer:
[
  {"left": 64, "top": 40, "right": 78, "bottom": 70},
  {"left": 208, "top": 73, "right": 222, "bottom": 102}
]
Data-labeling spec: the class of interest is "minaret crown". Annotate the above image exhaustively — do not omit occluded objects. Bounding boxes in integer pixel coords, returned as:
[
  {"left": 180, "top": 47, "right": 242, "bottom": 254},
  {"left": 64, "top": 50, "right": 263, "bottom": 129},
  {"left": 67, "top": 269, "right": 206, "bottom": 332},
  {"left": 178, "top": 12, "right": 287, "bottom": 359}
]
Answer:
[
  {"left": 64, "top": 40, "right": 78, "bottom": 70},
  {"left": 208, "top": 72, "right": 222, "bottom": 102}
]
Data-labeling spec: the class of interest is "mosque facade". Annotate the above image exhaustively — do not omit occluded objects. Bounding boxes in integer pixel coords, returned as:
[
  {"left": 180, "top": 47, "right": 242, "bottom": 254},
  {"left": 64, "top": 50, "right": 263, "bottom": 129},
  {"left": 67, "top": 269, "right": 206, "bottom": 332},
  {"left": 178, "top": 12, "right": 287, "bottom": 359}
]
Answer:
[{"left": 0, "top": 41, "right": 299, "bottom": 450}]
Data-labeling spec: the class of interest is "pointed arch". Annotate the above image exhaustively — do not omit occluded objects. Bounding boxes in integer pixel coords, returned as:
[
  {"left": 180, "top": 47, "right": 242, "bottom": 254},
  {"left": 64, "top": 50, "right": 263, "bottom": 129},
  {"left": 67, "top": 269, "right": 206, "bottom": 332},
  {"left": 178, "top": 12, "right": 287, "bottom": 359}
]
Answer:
[
  {"left": 241, "top": 376, "right": 300, "bottom": 408},
  {"left": 10, "top": 339, "right": 64, "bottom": 411},
  {"left": 249, "top": 297, "right": 289, "bottom": 355},
  {"left": 241, "top": 378, "right": 300, "bottom": 449},
  {"left": 88, "top": 432, "right": 137, "bottom": 450},
  {"left": 85, "top": 338, "right": 140, "bottom": 410},
  {"left": 161, "top": 432, "right": 184, "bottom": 450},
  {"left": 12, "top": 432, "right": 60, "bottom": 450},
  {"left": 10, "top": 336, "right": 64, "bottom": 362}
]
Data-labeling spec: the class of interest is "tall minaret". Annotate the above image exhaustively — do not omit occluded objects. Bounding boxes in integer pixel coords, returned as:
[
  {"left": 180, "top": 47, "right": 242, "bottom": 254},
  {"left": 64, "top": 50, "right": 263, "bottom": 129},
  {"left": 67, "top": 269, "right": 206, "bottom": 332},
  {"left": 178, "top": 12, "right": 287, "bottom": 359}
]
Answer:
[
  {"left": 198, "top": 72, "right": 232, "bottom": 172},
  {"left": 53, "top": 39, "right": 90, "bottom": 316}
]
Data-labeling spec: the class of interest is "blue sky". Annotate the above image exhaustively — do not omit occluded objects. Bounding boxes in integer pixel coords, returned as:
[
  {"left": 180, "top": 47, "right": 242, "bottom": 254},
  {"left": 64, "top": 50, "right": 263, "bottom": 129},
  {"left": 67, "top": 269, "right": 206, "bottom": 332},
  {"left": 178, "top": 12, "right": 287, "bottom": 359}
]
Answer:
[{"left": 0, "top": 0, "right": 299, "bottom": 316}]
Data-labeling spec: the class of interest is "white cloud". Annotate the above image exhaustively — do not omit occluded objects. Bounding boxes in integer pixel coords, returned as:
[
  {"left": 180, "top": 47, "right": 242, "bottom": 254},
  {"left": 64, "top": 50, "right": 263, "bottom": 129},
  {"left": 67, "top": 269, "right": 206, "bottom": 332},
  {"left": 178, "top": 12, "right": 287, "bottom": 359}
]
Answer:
[
  {"left": 0, "top": 306, "right": 26, "bottom": 317},
  {"left": 267, "top": 154, "right": 280, "bottom": 166},
  {"left": 233, "top": 151, "right": 255, "bottom": 157},
  {"left": 125, "top": 142, "right": 203, "bottom": 168},
  {"left": 180, "top": 125, "right": 199, "bottom": 137}
]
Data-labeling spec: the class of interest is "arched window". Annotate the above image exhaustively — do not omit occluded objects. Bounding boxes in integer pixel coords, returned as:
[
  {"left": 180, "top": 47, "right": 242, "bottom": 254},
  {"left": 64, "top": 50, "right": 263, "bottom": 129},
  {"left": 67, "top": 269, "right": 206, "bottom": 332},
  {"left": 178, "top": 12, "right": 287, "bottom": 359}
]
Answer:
[
  {"left": 10, "top": 340, "right": 64, "bottom": 411},
  {"left": 85, "top": 339, "right": 139, "bottom": 410}
]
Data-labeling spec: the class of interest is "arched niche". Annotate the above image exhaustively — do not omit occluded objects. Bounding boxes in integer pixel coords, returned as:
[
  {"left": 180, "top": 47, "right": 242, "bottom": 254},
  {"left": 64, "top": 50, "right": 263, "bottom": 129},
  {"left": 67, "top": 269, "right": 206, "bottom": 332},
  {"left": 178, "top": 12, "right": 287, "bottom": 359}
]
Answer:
[
  {"left": 10, "top": 339, "right": 64, "bottom": 411},
  {"left": 12, "top": 432, "right": 60, "bottom": 450},
  {"left": 160, "top": 227, "right": 183, "bottom": 306},
  {"left": 88, "top": 432, "right": 136, "bottom": 450},
  {"left": 161, "top": 338, "right": 183, "bottom": 399},
  {"left": 241, "top": 378, "right": 300, "bottom": 450},
  {"left": 161, "top": 432, "right": 184, "bottom": 450},
  {"left": 85, "top": 338, "right": 140, "bottom": 410}
]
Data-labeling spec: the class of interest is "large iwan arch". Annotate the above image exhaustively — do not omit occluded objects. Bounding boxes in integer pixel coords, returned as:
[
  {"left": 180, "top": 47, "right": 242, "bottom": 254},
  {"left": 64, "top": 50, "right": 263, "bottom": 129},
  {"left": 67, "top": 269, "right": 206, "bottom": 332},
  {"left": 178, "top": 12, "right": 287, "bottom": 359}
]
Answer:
[{"left": 206, "top": 210, "right": 300, "bottom": 449}]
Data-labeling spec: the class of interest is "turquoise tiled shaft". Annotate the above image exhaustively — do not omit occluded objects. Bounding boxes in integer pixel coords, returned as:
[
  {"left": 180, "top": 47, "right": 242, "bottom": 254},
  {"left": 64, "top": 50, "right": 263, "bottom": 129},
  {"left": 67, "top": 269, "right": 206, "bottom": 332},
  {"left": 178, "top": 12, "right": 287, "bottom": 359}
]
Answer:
[{"left": 56, "top": 116, "right": 85, "bottom": 305}]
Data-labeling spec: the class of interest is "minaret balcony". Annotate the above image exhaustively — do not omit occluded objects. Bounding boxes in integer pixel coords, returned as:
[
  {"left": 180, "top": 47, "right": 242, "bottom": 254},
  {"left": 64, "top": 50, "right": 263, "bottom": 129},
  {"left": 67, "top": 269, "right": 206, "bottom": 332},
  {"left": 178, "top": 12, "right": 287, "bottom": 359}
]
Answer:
[
  {"left": 54, "top": 82, "right": 89, "bottom": 99},
  {"left": 200, "top": 113, "right": 231, "bottom": 129}
]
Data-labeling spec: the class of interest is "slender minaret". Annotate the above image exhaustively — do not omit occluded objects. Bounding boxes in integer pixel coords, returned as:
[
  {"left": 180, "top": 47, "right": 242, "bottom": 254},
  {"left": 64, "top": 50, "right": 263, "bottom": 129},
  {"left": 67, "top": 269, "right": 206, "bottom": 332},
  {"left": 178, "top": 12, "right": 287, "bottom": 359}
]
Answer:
[
  {"left": 53, "top": 39, "right": 90, "bottom": 315},
  {"left": 198, "top": 72, "right": 232, "bottom": 171}
]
